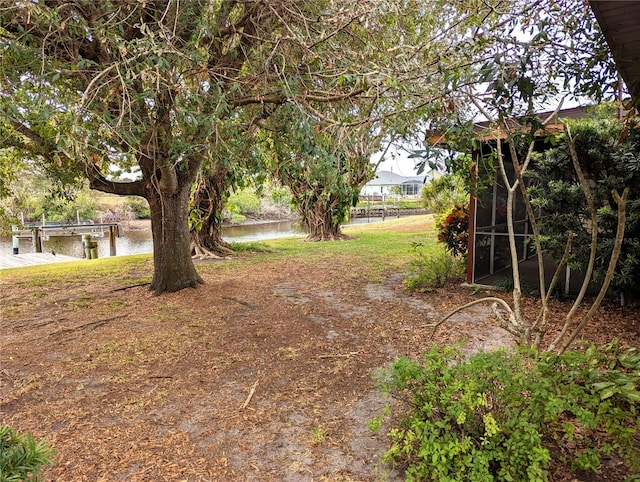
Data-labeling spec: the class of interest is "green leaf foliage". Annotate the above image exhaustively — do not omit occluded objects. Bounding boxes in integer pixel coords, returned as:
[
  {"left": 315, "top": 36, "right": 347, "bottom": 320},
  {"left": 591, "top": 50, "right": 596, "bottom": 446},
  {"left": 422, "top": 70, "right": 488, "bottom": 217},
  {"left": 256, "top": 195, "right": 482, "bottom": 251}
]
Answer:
[
  {"left": 404, "top": 242, "right": 465, "bottom": 292},
  {"left": 527, "top": 117, "right": 640, "bottom": 299},
  {"left": 374, "top": 344, "right": 640, "bottom": 481},
  {"left": 420, "top": 172, "right": 469, "bottom": 218},
  {"left": 260, "top": 106, "right": 375, "bottom": 240}
]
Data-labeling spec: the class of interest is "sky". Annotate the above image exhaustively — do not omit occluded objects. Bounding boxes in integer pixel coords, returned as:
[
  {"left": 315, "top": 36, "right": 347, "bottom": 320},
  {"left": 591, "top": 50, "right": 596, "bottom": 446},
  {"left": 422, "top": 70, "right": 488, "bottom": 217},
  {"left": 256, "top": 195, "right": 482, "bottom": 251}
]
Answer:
[
  {"left": 372, "top": 152, "right": 420, "bottom": 176},
  {"left": 370, "top": 145, "right": 424, "bottom": 177}
]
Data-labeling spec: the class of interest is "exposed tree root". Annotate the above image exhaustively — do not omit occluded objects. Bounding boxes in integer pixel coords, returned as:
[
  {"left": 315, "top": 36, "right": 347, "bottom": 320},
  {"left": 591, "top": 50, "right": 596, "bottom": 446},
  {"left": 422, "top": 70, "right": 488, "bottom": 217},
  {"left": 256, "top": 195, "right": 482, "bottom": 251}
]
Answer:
[
  {"left": 112, "top": 282, "right": 151, "bottom": 292},
  {"left": 305, "top": 232, "right": 354, "bottom": 242},
  {"left": 50, "top": 315, "right": 127, "bottom": 339},
  {"left": 191, "top": 241, "right": 234, "bottom": 260},
  {"left": 150, "top": 275, "right": 204, "bottom": 295}
]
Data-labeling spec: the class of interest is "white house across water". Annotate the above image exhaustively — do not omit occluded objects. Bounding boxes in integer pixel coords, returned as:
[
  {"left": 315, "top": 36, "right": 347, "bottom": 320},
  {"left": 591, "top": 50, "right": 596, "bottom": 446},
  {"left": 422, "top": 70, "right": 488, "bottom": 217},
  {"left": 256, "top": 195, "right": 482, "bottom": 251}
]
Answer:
[{"left": 360, "top": 170, "right": 426, "bottom": 198}]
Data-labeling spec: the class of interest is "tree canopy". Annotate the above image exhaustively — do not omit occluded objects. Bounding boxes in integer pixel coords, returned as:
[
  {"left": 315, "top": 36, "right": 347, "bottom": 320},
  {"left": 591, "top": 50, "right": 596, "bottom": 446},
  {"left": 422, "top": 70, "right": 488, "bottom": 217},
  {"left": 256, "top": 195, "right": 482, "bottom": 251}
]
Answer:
[
  {"left": 1, "top": 0, "right": 515, "bottom": 292},
  {"left": 1, "top": 0, "right": 616, "bottom": 293},
  {"left": 261, "top": 105, "right": 377, "bottom": 240}
]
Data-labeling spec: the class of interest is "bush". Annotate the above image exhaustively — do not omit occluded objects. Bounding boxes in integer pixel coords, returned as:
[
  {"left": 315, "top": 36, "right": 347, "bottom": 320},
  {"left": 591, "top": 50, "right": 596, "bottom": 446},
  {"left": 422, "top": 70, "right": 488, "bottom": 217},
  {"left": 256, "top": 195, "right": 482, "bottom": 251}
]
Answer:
[
  {"left": 421, "top": 172, "right": 468, "bottom": 216},
  {"left": 527, "top": 118, "right": 640, "bottom": 301},
  {"left": 32, "top": 189, "right": 97, "bottom": 223},
  {"left": 404, "top": 244, "right": 465, "bottom": 292},
  {"left": 226, "top": 188, "right": 261, "bottom": 220},
  {"left": 125, "top": 196, "right": 150, "bottom": 219},
  {"left": 396, "top": 199, "right": 422, "bottom": 209},
  {"left": 229, "top": 212, "right": 246, "bottom": 224},
  {"left": 269, "top": 187, "right": 292, "bottom": 206},
  {"left": 437, "top": 203, "right": 469, "bottom": 257},
  {"left": 0, "top": 425, "right": 54, "bottom": 481},
  {"left": 372, "top": 344, "right": 640, "bottom": 481}
]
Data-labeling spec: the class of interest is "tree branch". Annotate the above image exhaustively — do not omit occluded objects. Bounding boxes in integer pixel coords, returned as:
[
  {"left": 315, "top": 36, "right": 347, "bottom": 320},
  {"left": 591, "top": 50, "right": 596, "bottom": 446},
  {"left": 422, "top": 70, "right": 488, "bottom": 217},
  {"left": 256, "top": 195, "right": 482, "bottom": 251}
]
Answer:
[
  {"left": 9, "top": 121, "right": 51, "bottom": 158},
  {"left": 86, "top": 165, "right": 145, "bottom": 197},
  {"left": 428, "top": 297, "right": 519, "bottom": 341},
  {"left": 558, "top": 188, "right": 629, "bottom": 353},
  {"left": 548, "top": 123, "right": 601, "bottom": 351}
]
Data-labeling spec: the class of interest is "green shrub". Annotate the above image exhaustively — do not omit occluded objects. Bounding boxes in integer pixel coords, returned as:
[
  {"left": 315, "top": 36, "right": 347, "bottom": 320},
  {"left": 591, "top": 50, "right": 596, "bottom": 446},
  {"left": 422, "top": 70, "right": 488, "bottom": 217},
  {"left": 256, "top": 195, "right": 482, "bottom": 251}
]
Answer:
[
  {"left": 372, "top": 344, "right": 640, "bottom": 481},
  {"left": 404, "top": 243, "right": 465, "bottom": 292},
  {"left": 527, "top": 118, "right": 640, "bottom": 301},
  {"left": 269, "top": 187, "right": 292, "bottom": 206},
  {"left": 437, "top": 203, "right": 469, "bottom": 257},
  {"left": 421, "top": 172, "right": 468, "bottom": 216},
  {"left": 396, "top": 199, "right": 422, "bottom": 209},
  {"left": 0, "top": 425, "right": 54, "bottom": 481},
  {"left": 229, "top": 212, "right": 246, "bottom": 224},
  {"left": 226, "top": 188, "right": 261, "bottom": 217},
  {"left": 32, "top": 189, "right": 97, "bottom": 223},
  {"left": 125, "top": 196, "right": 150, "bottom": 219}
]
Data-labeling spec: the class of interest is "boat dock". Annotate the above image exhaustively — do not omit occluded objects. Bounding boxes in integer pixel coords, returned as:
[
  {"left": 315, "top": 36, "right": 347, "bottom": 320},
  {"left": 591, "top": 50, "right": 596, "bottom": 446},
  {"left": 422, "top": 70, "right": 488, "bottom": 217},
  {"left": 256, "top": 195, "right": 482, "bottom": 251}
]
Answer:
[
  {"left": 350, "top": 206, "right": 400, "bottom": 221},
  {"left": 0, "top": 252, "right": 81, "bottom": 270},
  {"left": 10, "top": 222, "right": 121, "bottom": 258}
]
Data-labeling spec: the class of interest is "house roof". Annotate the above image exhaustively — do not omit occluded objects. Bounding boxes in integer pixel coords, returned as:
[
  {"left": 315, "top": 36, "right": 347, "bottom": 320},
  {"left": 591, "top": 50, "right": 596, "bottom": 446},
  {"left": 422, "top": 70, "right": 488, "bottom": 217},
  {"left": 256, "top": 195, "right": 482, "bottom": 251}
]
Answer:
[
  {"left": 366, "top": 170, "right": 425, "bottom": 186},
  {"left": 427, "top": 106, "right": 593, "bottom": 145},
  {"left": 471, "top": 106, "right": 592, "bottom": 141},
  {"left": 427, "top": 1, "right": 640, "bottom": 146},
  {"left": 589, "top": 1, "right": 640, "bottom": 104}
]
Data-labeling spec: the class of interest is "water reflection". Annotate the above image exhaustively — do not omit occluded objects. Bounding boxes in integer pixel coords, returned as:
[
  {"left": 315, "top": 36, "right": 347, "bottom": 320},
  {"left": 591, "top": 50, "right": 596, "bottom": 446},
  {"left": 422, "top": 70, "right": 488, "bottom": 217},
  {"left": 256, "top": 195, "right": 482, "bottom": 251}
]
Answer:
[
  {"left": 1, "top": 216, "right": 402, "bottom": 258},
  {"left": 1, "top": 220, "right": 305, "bottom": 258},
  {"left": 221, "top": 220, "right": 304, "bottom": 244}
]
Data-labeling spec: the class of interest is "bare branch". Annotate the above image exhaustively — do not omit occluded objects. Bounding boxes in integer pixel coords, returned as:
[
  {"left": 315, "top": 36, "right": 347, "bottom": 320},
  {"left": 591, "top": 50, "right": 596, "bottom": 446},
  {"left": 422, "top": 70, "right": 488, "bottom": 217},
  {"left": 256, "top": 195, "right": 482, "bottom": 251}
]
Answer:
[
  {"left": 428, "top": 297, "right": 519, "bottom": 341},
  {"left": 548, "top": 123, "right": 601, "bottom": 351},
  {"left": 558, "top": 188, "right": 629, "bottom": 353}
]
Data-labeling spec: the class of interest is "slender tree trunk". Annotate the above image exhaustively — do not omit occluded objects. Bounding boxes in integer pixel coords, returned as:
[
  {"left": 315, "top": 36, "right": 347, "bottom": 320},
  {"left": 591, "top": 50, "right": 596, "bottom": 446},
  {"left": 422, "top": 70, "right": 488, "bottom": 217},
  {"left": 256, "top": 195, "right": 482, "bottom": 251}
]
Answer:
[{"left": 147, "top": 183, "right": 204, "bottom": 293}]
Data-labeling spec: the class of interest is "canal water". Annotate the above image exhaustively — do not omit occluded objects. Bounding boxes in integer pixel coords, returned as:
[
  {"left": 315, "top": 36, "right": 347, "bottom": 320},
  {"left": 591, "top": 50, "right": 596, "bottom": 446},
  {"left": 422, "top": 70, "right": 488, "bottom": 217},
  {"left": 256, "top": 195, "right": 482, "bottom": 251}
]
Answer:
[
  {"left": 1, "top": 212, "right": 406, "bottom": 259},
  {"left": 1, "top": 220, "right": 305, "bottom": 259}
]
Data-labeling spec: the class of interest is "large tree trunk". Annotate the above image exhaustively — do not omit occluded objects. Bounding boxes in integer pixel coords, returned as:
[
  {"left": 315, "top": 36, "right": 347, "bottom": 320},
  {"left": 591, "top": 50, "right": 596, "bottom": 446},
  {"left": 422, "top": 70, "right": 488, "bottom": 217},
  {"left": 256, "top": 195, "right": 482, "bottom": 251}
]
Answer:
[
  {"left": 192, "top": 214, "right": 233, "bottom": 258},
  {"left": 86, "top": 168, "right": 203, "bottom": 294},
  {"left": 301, "top": 202, "right": 352, "bottom": 241},
  {"left": 85, "top": 89, "right": 206, "bottom": 295},
  {"left": 190, "top": 166, "right": 234, "bottom": 258},
  {"left": 148, "top": 182, "right": 204, "bottom": 293}
]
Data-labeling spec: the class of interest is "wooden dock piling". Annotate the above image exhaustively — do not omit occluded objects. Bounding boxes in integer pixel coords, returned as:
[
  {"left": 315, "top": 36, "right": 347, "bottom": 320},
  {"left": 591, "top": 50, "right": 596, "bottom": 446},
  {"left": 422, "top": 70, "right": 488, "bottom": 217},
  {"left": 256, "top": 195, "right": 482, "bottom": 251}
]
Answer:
[
  {"left": 33, "top": 227, "right": 42, "bottom": 253},
  {"left": 109, "top": 225, "right": 117, "bottom": 256}
]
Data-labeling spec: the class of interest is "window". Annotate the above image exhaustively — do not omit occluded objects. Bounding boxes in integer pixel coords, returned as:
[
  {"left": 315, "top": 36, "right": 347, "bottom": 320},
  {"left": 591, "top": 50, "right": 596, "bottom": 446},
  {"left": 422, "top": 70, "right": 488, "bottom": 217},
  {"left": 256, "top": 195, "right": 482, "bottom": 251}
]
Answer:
[{"left": 402, "top": 182, "right": 421, "bottom": 196}]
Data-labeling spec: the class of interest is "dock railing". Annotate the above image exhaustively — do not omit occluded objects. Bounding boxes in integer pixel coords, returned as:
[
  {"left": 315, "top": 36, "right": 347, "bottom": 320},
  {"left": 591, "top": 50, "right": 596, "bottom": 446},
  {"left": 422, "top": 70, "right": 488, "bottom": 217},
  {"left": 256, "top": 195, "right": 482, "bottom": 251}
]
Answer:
[{"left": 11, "top": 221, "right": 121, "bottom": 257}]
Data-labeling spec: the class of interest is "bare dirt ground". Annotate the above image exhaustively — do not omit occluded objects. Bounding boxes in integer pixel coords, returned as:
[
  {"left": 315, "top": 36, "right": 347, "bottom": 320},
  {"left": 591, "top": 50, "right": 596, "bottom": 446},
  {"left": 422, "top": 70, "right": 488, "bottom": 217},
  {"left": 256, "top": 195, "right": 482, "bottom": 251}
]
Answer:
[{"left": 1, "top": 232, "right": 639, "bottom": 481}]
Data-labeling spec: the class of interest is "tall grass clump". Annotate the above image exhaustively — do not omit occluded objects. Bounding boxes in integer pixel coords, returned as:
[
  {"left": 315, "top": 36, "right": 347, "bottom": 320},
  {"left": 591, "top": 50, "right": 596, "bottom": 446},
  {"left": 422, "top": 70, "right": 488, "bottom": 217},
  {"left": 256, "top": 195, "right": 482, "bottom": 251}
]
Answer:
[
  {"left": 404, "top": 241, "right": 465, "bottom": 292},
  {"left": 0, "top": 425, "right": 54, "bottom": 481}
]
